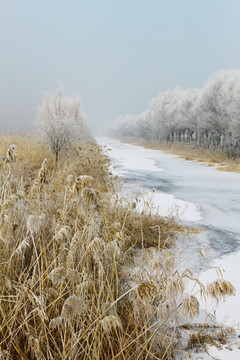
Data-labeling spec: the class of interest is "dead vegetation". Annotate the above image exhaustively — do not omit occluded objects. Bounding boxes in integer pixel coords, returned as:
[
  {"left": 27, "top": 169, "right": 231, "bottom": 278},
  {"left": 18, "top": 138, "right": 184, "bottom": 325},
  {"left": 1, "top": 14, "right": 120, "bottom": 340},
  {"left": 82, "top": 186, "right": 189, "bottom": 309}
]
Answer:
[
  {"left": 118, "top": 137, "right": 240, "bottom": 173},
  {"left": 0, "top": 134, "right": 236, "bottom": 359}
]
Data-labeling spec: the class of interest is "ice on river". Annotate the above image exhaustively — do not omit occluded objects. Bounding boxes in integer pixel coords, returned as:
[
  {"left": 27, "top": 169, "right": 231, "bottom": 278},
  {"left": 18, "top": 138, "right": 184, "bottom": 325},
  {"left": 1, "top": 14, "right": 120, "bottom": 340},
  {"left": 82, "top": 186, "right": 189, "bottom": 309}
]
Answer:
[
  {"left": 107, "top": 143, "right": 162, "bottom": 174},
  {"left": 98, "top": 137, "right": 240, "bottom": 359},
  {"left": 99, "top": 137, "right": 202, "bottom": 223},
  {"left": 145, "top": 191, "right": 201, "bottom": 222}
]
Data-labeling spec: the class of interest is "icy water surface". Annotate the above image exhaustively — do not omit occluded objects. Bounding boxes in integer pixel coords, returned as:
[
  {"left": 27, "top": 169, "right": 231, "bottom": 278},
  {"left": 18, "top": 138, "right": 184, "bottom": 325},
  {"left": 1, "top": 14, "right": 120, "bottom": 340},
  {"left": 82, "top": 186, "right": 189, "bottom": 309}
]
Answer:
[
  {"left": 98, "top": 137, "right": 240, "bottom": 313},
  {"left": 98, "top": 138, "right": 240, "bottom": 358},
  {"left": 98, "top": 138, "right": 240, "bottom": 267}
]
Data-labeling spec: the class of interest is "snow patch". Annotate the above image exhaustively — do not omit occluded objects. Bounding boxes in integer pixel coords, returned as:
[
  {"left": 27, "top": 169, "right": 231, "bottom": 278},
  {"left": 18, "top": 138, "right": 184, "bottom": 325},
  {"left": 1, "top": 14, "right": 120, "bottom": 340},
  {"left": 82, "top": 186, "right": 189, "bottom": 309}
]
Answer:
[{"left": 134, "top": 190, "right": 201, "bottom": 223}]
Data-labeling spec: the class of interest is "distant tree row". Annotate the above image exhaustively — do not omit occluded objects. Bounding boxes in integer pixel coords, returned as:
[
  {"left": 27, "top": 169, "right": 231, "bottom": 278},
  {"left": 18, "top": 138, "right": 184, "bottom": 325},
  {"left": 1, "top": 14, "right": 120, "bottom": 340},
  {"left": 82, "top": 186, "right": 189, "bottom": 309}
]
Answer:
[{"left": 111, "top": 70, "right": 240, "bottom": 156}]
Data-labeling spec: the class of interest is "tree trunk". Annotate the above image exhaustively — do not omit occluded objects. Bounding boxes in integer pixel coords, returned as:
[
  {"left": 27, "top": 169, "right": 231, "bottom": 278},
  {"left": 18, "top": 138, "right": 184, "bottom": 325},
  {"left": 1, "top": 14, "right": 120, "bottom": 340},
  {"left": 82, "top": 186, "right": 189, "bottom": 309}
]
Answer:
[{"left": 55, "top": 150, "right": 59, "bottom": 167}]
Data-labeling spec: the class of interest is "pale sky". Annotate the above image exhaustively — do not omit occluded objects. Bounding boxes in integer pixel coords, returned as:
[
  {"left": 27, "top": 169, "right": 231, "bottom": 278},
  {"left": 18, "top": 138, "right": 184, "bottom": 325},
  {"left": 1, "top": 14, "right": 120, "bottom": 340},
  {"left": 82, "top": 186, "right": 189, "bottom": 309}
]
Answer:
[{"left": 1, "top": 0, "right": 240, "bottom": 134}]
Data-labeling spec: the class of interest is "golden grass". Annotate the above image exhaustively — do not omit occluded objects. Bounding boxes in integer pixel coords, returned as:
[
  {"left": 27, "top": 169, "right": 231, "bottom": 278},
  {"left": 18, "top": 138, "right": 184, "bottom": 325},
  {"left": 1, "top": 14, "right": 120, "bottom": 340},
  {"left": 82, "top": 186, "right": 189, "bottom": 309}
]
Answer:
[
  {"left": 117, "top": 137, "right": 240, "bottom": 173},
  {"left": 0, "top": 134, "right": 235, "bottom": 359}
]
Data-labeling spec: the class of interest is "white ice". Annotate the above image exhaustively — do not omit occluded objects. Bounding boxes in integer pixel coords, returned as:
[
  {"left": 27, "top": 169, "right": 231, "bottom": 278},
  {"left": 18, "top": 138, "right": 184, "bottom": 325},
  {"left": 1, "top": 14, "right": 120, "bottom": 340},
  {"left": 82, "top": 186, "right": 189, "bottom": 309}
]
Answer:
[{"left": 97, "top": 137, "right": 240, "bottom": 359}]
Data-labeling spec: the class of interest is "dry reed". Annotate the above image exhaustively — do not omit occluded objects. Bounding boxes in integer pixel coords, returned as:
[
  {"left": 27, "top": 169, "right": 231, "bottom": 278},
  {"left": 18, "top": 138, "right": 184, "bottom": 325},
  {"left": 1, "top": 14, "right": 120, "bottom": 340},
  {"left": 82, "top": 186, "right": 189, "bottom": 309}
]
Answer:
[{"left": 0, "top": 134, "right": 235, "bottom": 359}]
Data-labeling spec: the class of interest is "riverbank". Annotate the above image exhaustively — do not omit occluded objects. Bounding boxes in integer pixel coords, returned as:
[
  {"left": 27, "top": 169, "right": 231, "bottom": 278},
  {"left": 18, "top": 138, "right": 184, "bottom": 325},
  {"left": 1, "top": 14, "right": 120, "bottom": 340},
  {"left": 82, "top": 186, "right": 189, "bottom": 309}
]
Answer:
[
  {"left": 0, "top": 134, "right": 237, "bottom": 359},
  {"left": 116, "top": 136, "right": 240, "bottom": 173}
]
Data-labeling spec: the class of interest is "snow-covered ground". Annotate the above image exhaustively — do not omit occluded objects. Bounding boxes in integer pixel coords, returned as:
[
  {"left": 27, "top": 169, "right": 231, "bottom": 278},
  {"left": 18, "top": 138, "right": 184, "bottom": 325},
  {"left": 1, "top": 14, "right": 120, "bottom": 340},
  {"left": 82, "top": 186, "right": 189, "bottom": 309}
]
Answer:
[{"left": 97, "top": 137, "right": 240, "bottom": 359}]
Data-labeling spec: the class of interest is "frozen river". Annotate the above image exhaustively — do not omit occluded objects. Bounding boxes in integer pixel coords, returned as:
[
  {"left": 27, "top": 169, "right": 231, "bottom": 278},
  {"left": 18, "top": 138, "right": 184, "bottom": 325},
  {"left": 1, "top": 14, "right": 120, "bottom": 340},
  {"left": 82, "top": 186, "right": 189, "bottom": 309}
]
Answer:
[
  {"left": 98, "top": 138, "right": 240, "bottom": 260},
  {"left": 97, "top": 138, "right": 240, "bottom": 358}
]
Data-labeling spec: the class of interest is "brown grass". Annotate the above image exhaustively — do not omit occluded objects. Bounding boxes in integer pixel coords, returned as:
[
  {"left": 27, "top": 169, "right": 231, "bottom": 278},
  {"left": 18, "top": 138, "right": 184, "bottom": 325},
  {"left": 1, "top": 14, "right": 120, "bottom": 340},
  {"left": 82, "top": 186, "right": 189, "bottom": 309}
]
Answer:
[
  {"left": 117, "top": 137, "right": 240, "bottom": 173},
  {"left": 0, "top": 134, "right": 235, "bottom": 359}
]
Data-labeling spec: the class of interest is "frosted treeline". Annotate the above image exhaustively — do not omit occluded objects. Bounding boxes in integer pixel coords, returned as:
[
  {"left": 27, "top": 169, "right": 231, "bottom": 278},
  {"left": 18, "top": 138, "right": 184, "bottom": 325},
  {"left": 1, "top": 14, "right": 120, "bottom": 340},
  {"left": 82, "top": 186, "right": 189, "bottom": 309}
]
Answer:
[{"left": 112, "top": 70, "right": 240, "bottom": 154}]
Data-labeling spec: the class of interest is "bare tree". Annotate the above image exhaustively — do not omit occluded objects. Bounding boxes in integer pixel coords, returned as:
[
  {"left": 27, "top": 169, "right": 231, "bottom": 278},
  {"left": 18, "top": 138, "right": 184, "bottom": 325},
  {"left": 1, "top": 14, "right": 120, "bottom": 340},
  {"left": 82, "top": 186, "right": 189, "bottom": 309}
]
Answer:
[{"left": 36, "top": 85, "right": 89, "bottom": 165}]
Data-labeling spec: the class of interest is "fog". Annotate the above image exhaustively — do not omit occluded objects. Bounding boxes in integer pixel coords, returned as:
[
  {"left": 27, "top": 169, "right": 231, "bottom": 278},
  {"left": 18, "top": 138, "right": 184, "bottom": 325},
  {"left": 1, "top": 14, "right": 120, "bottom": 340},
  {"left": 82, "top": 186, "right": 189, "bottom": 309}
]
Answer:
[{"left": 1, "top": 0, "right": 240, "bottom": 134}]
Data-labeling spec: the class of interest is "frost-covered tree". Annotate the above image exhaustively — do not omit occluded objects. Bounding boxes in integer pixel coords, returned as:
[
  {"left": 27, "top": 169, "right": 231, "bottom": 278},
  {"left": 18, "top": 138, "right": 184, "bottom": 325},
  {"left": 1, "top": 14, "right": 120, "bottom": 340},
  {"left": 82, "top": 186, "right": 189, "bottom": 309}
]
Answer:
[
  {"left": 196, "top": 73, "right": 227, "bottom": 145},
  {"left": 36, "top": 85, "right": 89, "bottom": 165},
  {"left": 218, "top": 70, "right": 240, "bottom": 144}
]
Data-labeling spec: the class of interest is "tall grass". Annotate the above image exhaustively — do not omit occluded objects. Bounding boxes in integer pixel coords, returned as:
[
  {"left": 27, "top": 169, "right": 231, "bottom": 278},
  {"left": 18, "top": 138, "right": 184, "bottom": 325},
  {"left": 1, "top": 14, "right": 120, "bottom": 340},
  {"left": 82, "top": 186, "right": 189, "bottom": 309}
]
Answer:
[{"left": 0, "top": 134, "right": 235, "bottom": 359}]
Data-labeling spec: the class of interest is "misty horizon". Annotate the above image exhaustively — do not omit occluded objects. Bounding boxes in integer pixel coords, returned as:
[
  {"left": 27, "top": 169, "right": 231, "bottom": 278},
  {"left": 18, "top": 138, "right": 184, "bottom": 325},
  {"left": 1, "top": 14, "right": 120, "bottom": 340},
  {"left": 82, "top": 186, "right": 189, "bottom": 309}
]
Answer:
[{"left": 1, "top": 0, "right": 240, "bottom": 135}]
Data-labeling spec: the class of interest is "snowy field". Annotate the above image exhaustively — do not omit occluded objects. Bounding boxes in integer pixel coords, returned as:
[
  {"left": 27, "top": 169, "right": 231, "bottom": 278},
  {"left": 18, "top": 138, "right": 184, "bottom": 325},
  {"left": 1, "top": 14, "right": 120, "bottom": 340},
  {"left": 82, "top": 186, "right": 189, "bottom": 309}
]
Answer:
[{"left": 98, "top": 137, "right": 240, "bottom": 360}]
